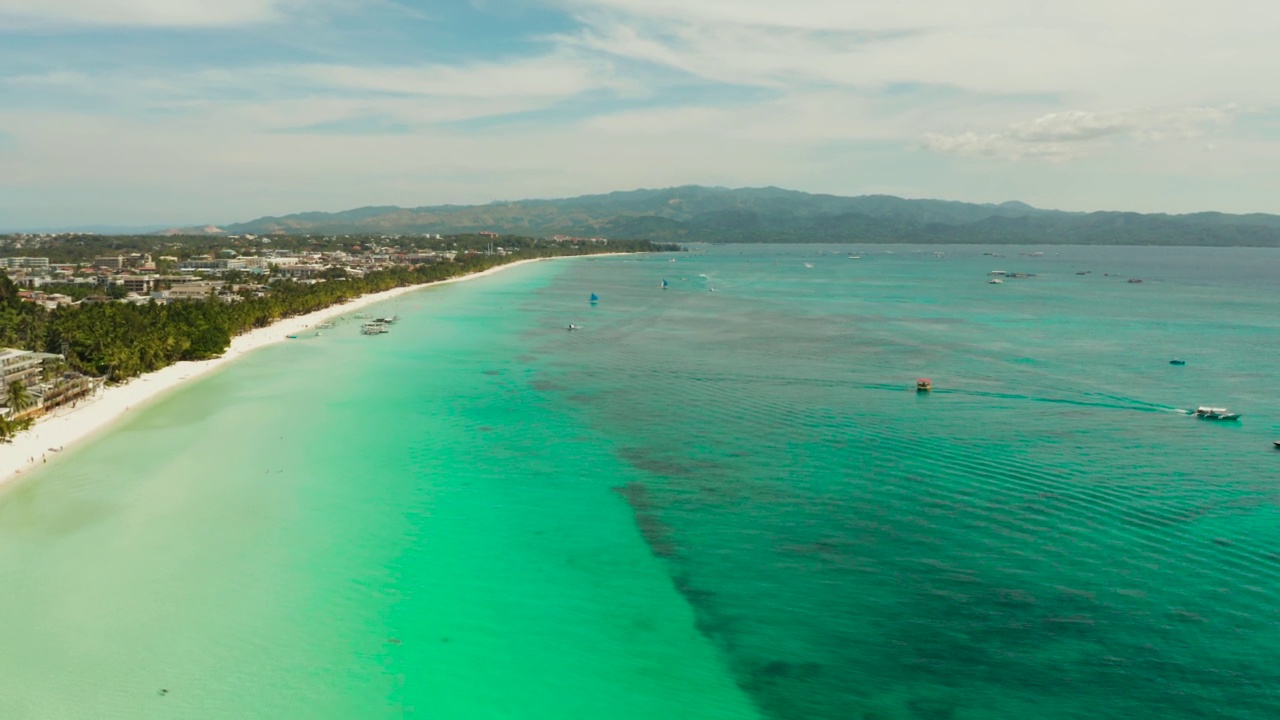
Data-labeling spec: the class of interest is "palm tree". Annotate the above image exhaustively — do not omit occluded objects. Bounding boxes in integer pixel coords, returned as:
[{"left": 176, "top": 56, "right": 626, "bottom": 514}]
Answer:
[{"left": 7, "top": 379, "right": 32, "bottom": 416}]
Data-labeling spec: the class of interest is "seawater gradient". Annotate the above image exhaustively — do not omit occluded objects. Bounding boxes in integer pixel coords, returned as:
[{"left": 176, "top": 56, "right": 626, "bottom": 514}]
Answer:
[{"left": 1, "top": 246, "right": 1278, "bottom": 719}]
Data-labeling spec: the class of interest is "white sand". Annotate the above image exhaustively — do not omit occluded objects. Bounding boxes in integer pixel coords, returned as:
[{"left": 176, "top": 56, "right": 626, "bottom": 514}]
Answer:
[{"left": 0, "top": 254, "right": 624, "bottom": 490}]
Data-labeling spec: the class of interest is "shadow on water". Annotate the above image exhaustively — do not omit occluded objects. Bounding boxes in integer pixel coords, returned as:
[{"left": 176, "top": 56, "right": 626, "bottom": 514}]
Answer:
[{"left": 611, "top": 482, "right": 677, "bottom": 558}]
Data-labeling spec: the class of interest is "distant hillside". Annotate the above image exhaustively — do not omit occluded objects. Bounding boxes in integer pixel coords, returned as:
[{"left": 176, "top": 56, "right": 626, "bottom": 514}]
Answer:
[{"left": 224, "top": 186, "right": 1280, "bottom": 247}]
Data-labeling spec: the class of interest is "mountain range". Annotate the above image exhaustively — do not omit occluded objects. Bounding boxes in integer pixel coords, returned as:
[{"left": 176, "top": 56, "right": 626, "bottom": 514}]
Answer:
[{"left": 221, "top": 186, "right": 1280, "bottom": 247}]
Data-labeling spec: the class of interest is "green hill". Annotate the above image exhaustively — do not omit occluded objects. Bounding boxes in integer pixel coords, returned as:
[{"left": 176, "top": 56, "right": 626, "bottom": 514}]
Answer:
[{"left": 224, "top": 186, "right": 1280, "bottom": 247}]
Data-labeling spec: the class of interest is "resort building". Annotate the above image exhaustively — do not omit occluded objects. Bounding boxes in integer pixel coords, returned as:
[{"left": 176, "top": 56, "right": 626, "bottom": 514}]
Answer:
[
  {"left": 0, "top": 348, "right": 101, "bottom": 417},
  {"left": 0, "top": 348, "right": 45, "bottom": 396},
  {"left": 0, "top": 257, "right": 51, "bottom": 269},
  {"left": 180, "top": 258, "right": 249, "bottom": 272},
  {"left": 117, "top": 276, "right": 158, "bottom": 294},
  {"left": 162, "top": 281, "right": 223, "bottom": 301}
]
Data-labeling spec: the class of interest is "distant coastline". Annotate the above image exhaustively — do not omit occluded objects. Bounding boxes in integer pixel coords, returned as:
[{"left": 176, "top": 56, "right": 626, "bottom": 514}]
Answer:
[
  {"left": 214, "top": 186, "right": 1280, "bottom": 248},
  {"left": 0, "top": 253, "right": 635, "bottom": 492}
]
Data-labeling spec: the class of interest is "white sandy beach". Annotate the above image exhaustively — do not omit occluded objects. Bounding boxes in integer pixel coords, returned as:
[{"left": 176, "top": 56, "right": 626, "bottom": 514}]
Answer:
[{"left": 0, "top": 254, "right": 622, "bottom": 490}]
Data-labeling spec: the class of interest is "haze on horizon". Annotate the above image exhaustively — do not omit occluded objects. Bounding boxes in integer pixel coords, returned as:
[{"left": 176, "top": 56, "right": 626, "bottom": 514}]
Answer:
[{"left": 1, "top": 0, "right": 1277, "bottom": 228}]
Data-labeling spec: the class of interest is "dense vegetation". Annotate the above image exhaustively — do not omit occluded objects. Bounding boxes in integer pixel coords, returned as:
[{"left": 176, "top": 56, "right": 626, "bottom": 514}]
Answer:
[
  {"left": 0, "top": 239, "right": 669, "bottom": 383},
  {"left": 220, "top": 186, "right": 1280, "bottom": 248}
]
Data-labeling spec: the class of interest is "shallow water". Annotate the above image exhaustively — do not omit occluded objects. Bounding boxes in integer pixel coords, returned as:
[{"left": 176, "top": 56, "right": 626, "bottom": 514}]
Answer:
[{"left": 1, "top": 246, "right": 1278, "bottom": 719}]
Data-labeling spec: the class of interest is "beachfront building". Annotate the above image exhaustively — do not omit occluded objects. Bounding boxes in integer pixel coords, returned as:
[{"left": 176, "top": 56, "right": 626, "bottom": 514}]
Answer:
[
  {"left": 0, "top": 349, "right": 45, "bottom": 398},
  {"left": 0, "top": 348, "right": 81, "bottom": 418},
  {"left": 38, "top": 372, "right": 100, "bottom": 412}
]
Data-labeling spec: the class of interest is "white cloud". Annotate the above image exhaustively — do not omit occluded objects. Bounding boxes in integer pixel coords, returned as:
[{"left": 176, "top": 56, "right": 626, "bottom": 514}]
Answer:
[
  {"left": 0, "top": 0, "right": 299, "bottom": 28},
  {"left": 549, "top": 0, "right": 1280, "bottom": 108},
  {"left": 920, "top": 106, "right": 1240, "bottom": 160},
  {"left": 0, "top": 53, "right": 625, "bottom": 130},
  {"left": 287, "top": 55, "right": 621, "bottom": 100}
]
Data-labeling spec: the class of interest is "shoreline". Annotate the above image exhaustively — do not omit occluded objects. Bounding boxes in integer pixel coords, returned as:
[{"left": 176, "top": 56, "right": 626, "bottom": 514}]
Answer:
[{"left": 0, "top": 253, "right": 631, "bottom": 491}]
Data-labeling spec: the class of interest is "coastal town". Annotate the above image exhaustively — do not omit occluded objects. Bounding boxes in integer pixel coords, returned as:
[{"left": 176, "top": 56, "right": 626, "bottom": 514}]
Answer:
[
  {"left": 0, "top": 231, "right": 648, "bottom": 438},
  {"left": 0, "top": 230, "right": 613, "bottom": 307}
]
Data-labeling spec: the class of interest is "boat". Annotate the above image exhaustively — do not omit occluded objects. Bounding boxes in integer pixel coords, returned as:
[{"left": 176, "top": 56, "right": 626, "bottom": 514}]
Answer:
[
  {"left": 916, "top": 378, "right": 933, "bottom": 392},
  {"left": 1193, "top": 406, "right": 1240, "bottom": 421},
  {"left": 804, "top": 262, "right": 814, "bottom": 268},
  {"left": 989, "top": 270, "right": 1007, "bottom": 276},
  {"left": 589, "top": 293, "right": 599, "bottom": 304},
  {"left": 1169, "top": 359, "right": 1186, "bottom": 366},
  {"left": 1128, "top": 278, "right": 1143, "bottom": 284},
  {"left": 1274, "top": 440, "right": 1280, "bottom": 449},
  {"left": 566, "top": 324, "right": 581, "bottom": 331},
  {"left": 848, "top": 254, "right": 862, "bottom": 259},
  {"left": 661, "top": 279, "right": 669, "bottom": 290},
  {"left": 989, "top": 278, "right": 1003, "bottom": 284},
  {"left": 316, "top": 322, "right": 335, "bottom": 329},
  {"left": 361, "top": 322, "right": 389, "bottom": 335},
  {"left": 286, "top": 335, "right": 298, "bottom": 339}
]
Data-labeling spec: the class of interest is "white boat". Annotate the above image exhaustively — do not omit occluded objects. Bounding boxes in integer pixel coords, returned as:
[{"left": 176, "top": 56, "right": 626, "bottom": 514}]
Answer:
[
  {"left": 1194, "top": 406, "right": 1240, "bottom": 421},
  {"left": 361, "top": 322, "right": 388, "bottom": 335},
  {"left": 989, "top": 278, "right": 1003, "bottom": 284},
  {"left": 566, "top": 324, "right": 581, "bottom": 331},
  {"left": 804, "top": 262, "right": 814, "bottom": 268}
]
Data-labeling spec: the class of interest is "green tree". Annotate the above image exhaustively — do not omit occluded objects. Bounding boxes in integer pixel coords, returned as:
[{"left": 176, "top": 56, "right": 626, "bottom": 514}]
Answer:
[{"left": 7, "top": 379, "right": 32, "bottom": 415}]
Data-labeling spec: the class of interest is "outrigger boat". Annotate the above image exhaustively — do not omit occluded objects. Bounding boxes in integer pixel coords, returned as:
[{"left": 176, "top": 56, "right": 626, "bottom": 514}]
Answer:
[{"left": 1193, "top": 406, "right": 1240, "bottom": 421}]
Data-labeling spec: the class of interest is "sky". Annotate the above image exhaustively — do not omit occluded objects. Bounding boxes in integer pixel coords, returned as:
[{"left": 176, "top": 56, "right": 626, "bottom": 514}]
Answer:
[{"left": 1, "top": 0, "right": 1278, "bottom": 228}]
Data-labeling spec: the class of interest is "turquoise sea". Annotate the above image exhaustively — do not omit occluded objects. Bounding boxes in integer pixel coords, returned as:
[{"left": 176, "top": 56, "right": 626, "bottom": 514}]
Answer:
[{"left": 0, "top": 245, "right": 1278, "bottom": 719}]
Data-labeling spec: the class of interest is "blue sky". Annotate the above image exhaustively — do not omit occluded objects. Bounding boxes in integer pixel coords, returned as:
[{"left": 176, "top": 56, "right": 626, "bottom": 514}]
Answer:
[{"left": 1, "top": 0, "right": 1276, "bottom": 228}]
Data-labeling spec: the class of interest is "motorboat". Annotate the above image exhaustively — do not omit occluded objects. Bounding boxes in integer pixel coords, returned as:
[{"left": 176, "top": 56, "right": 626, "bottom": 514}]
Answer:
[
  {"left": 566, "top": 324, "right": 581, "bottom": 331},
  {"left": 1169, "top": 359, "right": 1186, "bottom": 366},
  {"left": 989, "top": 278, "right": 1004, "bottom": 284},
  {"left": 1193, "top": 406, "right": 1240, "bottom": 421},
  {"left": 916, "top": 378, "right": 933, "bottom": 392}
]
